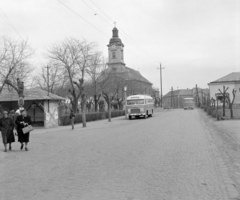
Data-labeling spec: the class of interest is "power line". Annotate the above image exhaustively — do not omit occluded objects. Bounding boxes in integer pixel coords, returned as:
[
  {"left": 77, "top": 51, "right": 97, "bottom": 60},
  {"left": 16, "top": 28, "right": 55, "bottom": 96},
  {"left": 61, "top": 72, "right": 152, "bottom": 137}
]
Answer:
[
  {"left": 58, "top": 0, "right": 109, "bottom": 38},
  {"left": 0, "top": 8, "right": 24, "bottom": 40},
  {"left": 82, "top": 0, "right": 112, "bottom": 27},
  {"left": 58, "top": 0, "right": 154, "bottom": 65},
  {"left": 87, "top": 0, "right": 159, "bottom": 63}
]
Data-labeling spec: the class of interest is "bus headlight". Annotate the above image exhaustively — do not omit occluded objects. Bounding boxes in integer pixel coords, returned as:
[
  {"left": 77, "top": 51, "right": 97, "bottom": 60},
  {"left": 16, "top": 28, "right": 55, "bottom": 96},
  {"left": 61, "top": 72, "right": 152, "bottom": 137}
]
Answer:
[
  {"left": 140, "top": 108, "right": 144, "bottom": 112},
  {"left": 128, "top": 109, "right": 131, "bottom": 113}
]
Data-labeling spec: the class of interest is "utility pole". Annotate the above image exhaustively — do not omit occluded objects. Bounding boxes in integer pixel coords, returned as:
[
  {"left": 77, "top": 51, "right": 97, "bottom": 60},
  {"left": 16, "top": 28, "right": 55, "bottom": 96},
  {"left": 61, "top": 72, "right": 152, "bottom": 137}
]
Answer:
[
  {"left": 46, "top": 65, "right": 50, "bottom": 112},
  {"left": 196, "top": 84, "right": 199, "bottom": 107},
  {"left": 157, "top": 63, "right": 165, "bottom": 107},
  {"left": 46, "top": 65, "right": 50, "bottom": 96}
]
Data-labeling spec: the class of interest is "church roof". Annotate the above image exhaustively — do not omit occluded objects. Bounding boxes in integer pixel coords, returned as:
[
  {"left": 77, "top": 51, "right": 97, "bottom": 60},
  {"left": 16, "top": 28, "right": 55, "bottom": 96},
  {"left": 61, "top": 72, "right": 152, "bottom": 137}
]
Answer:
[
  {"left": 0, "top": 88, "right": 65, "bottom": 102},
  {"left": 126, "top": 67, "right": 152, "bottom": 85}
]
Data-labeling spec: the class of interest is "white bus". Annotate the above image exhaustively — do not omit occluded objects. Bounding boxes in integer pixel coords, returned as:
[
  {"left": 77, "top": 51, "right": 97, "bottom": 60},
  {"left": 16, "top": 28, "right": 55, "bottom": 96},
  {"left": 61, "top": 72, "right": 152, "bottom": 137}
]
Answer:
[
  {"left": 126, "top": 95, "right": 154, "bottom": 120},
  {"left": 183, "top": 98, "right": 195, "bottom": 110}
]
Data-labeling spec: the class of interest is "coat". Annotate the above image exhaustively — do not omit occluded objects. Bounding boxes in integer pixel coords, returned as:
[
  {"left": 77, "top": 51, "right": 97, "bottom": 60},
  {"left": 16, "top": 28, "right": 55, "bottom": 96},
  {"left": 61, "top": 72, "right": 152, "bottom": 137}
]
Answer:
[
  {"left": 0, "top": 117, "right": 15, "bottom": 144},
  {"left": 15, "top": 115, "right": 32, "bottom": 143}
]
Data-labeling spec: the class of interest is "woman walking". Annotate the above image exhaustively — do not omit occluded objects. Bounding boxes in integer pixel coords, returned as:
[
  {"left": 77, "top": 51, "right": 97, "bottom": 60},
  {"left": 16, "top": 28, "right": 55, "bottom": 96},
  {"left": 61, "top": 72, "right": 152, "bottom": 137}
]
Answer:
[
  {"left": 15, "top": 109, "right": 32, "bottom": 151},
  {"left": 0, "top": 111, "right": 15, "bottom": 152}
]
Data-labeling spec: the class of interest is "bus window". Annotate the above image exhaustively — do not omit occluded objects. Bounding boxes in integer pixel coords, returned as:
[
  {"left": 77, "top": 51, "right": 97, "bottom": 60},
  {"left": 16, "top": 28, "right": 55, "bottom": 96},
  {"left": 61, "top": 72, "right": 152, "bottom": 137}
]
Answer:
[{"left": 127, "top": 99, "right": 144, "bottom": 105}]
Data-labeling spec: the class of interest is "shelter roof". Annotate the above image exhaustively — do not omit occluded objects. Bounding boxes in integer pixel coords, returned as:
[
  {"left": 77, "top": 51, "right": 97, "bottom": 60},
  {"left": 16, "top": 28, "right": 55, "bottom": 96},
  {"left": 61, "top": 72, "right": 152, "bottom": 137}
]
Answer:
[
  {"left": 210, "top": 72, "right": 240, "bottom": 83},
  {"left": 0, "top": 88, "right": 65, "bottom": 102}
]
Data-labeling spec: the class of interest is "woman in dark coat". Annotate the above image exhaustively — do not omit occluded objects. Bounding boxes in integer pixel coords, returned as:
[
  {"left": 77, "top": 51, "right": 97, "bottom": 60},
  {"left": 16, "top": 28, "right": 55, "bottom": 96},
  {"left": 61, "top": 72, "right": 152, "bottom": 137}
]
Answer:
[
  {"left": 15, "top": 109, "right": 32, "bottom": 151},
  {"left": 0, "top": 111, "right": 15, "bottom": 152}
]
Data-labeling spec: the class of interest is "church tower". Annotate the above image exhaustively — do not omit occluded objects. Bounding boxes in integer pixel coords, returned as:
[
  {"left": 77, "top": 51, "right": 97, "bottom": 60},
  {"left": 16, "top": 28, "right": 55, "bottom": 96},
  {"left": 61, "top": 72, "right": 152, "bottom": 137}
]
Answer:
[{"left": 107, "top": 26, "right": 125, "bottom": 71}]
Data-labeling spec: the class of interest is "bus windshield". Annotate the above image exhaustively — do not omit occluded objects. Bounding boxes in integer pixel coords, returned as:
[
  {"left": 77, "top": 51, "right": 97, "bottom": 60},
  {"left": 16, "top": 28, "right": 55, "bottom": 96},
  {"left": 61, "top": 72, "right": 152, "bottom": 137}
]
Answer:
[
  {"left": 127, "top": 99, "right": 145, "bottom": 105},
  {"left": 184, "top": 99, "right": 194, "bottom": 103}
]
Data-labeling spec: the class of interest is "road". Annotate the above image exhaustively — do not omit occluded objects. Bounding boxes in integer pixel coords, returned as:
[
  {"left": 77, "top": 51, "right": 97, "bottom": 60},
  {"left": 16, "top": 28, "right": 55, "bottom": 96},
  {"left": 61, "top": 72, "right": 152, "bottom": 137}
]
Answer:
[{"left": 0, "top": 109, "right": 239, "bottom": 200}]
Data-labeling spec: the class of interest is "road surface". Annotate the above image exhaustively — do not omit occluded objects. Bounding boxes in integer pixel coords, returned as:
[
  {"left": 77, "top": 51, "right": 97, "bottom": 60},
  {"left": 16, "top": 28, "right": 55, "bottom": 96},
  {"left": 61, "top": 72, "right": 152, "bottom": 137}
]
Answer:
[{"left": 0, "top": 109, "right": 239, "bottom": 200}]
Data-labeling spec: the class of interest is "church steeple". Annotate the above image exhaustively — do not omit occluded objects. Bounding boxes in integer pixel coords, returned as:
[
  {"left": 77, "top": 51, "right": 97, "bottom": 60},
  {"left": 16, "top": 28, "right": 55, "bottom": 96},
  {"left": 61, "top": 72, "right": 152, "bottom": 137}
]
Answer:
[{"left": 107, "top": 26, "right": 125, "bottom": 70}]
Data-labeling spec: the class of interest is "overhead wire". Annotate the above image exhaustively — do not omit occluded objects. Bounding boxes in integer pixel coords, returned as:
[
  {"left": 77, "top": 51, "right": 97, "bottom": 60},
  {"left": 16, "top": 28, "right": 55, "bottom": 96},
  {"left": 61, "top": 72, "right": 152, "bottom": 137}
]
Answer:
[
  {"left": 87, "top": 0, "right": 159, "bottom": 63},
  {"left": 59, "top": 0, "right": 155, "bottom": 66},
  {"left": 0, "top": 8, "right": 24, "bottom": 40},
  {"left": 58, "top": 0, "right": 109, "bottom": 38}
]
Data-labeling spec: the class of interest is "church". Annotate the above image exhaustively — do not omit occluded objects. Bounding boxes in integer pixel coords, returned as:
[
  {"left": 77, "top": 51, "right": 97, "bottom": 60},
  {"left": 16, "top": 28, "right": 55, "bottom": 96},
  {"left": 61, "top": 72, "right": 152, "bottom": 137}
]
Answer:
[{"left": 105, "top": 26, "right": 152, "bottom": 96}]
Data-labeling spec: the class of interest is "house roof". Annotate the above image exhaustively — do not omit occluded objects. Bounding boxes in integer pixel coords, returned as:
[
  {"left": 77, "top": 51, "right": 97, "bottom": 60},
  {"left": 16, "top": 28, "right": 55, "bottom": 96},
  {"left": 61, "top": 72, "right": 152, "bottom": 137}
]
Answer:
[
  {"left": 210, "top": 72, "right": 240, "bottom": 83},
  {"left": 0, "top": 88, "right": 65, "bottom": 102},
  {"left": 126, "top": 67, "right": 152, "bottom": 85},
  {"left": 163, "top": 89, "right": 193, "bottom": 98}
]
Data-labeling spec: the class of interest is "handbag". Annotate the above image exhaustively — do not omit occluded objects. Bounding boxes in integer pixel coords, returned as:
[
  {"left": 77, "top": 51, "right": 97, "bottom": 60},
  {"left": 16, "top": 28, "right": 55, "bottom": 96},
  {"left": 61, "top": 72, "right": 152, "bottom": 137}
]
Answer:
[{"left": 22, "top": 125, "right": 34, "bottom": 134}]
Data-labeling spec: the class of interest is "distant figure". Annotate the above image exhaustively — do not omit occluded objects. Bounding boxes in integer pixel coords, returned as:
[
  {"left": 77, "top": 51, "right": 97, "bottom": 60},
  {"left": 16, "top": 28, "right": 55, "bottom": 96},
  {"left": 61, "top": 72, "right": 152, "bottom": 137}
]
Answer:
[
  {"left": 15, "top": 109, "right": 32, "bottom": 151},
  {"left": 69, "top": 110, "right": 75, "bottom": 130},
  {"left": 0, "top": 111, "right": 15, "bottom": 152}
]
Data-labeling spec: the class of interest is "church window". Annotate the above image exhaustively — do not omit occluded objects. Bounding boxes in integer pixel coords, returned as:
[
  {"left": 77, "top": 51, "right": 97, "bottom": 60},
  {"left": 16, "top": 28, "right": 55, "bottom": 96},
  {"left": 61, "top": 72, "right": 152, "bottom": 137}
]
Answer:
[
  {"left": 112, "top": 51, "right": 116, "bottom": 59},
  {"left": 121, "top": 50, "right": 123, "bottom": 59}
]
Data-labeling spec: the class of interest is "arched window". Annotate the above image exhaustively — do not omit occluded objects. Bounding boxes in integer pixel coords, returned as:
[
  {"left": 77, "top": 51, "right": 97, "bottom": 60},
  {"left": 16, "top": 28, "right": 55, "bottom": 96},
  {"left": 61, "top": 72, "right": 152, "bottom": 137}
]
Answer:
[{"left": 121, "top": 50, "right": 123, "bottom": 59}]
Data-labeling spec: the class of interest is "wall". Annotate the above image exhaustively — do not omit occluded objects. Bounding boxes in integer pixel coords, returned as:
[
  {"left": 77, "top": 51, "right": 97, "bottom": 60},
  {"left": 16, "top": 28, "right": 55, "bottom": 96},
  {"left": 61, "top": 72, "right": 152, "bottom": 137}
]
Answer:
[
  {"left": 209, "top": 82, "right": 240, "bottom": 104},
  {"left": 44, "top": 100, "right": 59, "bottom": 128}
]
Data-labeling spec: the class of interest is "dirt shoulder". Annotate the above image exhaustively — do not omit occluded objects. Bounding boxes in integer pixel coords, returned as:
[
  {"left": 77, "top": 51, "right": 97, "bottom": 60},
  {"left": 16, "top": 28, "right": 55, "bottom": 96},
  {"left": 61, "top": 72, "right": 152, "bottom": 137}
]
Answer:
[{"left": 198, "top": 108, "right": 240, "bottom": 194}]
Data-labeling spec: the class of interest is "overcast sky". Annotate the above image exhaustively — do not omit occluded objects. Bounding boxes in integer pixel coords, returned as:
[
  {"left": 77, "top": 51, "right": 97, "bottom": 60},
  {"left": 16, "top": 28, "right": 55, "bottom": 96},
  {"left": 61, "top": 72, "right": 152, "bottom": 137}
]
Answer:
[{"left": 1, "top": 0, "right": 239, "bottom": 95}]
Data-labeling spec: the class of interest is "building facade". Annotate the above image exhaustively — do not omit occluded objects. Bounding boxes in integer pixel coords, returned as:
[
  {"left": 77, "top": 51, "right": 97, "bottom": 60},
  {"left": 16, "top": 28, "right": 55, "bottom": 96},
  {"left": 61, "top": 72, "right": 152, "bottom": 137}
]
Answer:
[{"left": 209, "top": 72, "right": 240, "bottom": 107}]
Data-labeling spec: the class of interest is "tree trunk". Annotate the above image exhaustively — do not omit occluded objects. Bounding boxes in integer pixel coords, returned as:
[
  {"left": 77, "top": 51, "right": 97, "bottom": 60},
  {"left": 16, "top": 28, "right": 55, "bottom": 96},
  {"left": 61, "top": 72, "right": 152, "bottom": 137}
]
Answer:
[
  {"left": 82, "top": 97, "right": 86, "bottom": 127},
  {"left": 223, "top": 98, "right": 225, "bottom": 117},
  {"left": 230, "top": 104, "right": 233, "bottom": 119},
  {"left": 108, "top": 102, "right": 111, "bottom": 122},
  {"left": 71, "top": 98, "right": 78, "bottom": 113},
  {"left": 94, "top": 95, "right": 98, "bottom": 112}
]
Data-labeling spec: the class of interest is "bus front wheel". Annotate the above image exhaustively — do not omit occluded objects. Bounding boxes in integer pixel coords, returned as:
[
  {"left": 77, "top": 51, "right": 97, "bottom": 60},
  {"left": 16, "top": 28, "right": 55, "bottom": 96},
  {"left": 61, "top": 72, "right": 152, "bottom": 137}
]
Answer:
[
  {"left": 144, "top": 112, "right": 148, "bottom": 119},
  {"left": 129, "top": 116, "right": 132, "bottom": 120}
]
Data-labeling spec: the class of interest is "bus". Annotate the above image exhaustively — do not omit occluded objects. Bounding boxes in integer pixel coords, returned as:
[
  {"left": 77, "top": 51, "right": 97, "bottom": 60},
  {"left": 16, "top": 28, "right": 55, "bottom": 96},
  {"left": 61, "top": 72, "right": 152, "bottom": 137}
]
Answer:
[
  {"left": 183, "top": 98, "right": 194, "bottom": 110},
  {"left": 126, "top": 95, "right": 154, "bottom": 119}
]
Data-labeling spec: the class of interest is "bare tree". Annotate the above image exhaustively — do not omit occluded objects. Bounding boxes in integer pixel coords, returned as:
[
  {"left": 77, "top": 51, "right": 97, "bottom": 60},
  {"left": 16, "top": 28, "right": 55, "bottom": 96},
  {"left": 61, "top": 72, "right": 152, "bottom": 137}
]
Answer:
[
  {"left": 0, "top": 36, "right": 33, "bottom": 95},
  {"left": 99, "top": 70, "right": 126, "bottom": 122},
  {"left": 86, "top": 52, "right": 106, "bottom": 112},
  {"left": 47, "top": 38, "right": 96, "bottom": 127},
  {"left": 226, "top": 89, "right": 237, "bottom": 119},
  {"left": 32, "top": 62, "right": 68, "bottom": 94}
]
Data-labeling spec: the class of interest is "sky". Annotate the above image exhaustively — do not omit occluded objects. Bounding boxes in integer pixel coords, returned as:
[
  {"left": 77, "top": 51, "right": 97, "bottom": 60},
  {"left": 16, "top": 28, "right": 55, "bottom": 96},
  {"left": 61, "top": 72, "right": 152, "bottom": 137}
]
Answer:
[{"left": 0, "top": 0, "right": 239, "bottom": 95}]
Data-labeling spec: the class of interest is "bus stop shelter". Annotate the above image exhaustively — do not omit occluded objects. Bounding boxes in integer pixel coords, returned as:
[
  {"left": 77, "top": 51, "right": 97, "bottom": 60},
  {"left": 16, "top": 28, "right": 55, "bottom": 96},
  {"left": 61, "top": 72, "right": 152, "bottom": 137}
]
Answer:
[{"left": 0, "top": 88, "right": 65, "bottom": 128}]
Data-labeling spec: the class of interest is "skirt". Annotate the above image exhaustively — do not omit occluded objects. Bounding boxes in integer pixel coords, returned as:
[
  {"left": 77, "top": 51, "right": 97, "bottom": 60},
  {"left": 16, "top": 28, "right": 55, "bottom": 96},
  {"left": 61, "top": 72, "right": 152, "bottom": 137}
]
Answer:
[{"left": 1, "top": 131, "right": 15, "bottom": 144}]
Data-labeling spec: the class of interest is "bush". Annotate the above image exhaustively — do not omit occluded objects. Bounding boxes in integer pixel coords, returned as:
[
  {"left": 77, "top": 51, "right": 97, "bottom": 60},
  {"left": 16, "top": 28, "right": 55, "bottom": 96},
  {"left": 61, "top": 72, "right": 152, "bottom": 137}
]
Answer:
[{"left": 59, "top": 110, "right": 125, "bottom": 126}]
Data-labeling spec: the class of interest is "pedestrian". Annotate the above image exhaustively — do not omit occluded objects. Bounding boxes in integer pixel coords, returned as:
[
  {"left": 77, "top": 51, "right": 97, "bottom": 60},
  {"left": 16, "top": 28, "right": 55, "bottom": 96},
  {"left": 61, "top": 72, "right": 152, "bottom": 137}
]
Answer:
[
  {"left": 0, "top": 111, "right": 15, "bottom": 152},
  {"left": 9, "top": 110, "right": 18, "bottom": 137},
  {"left": 69, "top": 109, "right": 75, "bottom": 130},
  {"left": 15, "top": 109, "right": 32, "bottom": 151}
]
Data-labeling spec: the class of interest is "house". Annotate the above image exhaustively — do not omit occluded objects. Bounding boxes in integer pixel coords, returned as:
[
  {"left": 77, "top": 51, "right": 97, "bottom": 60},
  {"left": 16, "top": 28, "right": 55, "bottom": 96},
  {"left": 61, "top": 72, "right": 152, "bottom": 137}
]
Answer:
[
  {"left": 208, "top": 72, "right": 240, "bottom": 107},
  {"left": 162, "top": 88, "right": 210, "bottom": 108}
]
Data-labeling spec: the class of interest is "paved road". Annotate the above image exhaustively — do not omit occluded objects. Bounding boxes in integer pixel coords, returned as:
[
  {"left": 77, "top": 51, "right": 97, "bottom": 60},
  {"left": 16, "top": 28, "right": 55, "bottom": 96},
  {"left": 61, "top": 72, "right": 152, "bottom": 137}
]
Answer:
[{"left": 0, "top": 109, "right": 239, "bottom": 200}]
